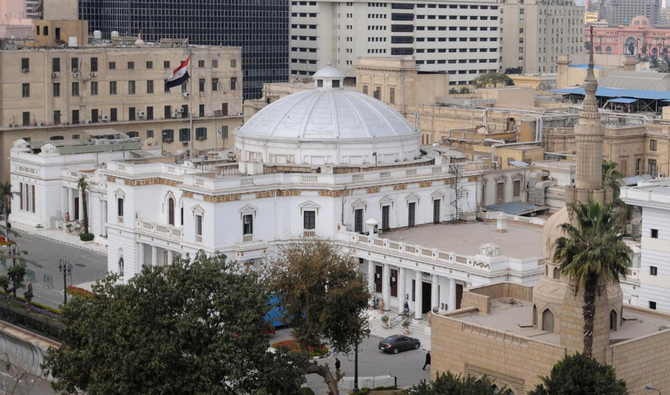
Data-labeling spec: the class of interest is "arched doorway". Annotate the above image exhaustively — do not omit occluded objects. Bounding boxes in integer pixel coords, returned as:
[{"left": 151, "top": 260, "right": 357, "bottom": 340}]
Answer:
[
  {"left": 542, "top": 309, "right": 554, "bottom": 333},
  {"left": 625, "top": 37, "right": 637, "bottom": 55},
  {"left": 610, "top": 310, "right": 618, "bottom": 331}
]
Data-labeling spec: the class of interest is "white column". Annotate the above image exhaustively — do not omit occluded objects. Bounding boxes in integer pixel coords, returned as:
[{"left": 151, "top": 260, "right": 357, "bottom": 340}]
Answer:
[
  {"left": 367, "top": 260, "right": 375, "bottom": 297},
  {"left": 448, "top": 278, "right": 456, "bottom": 311},
  {"left": 78, "top": 188, "right": 84, "bottom": 220},
  {"left": 68, "top": 188, "right": 74, "bottom": 220},
  {"left": 431, "top": 274, "right": 439, "bottom": 313},
  {"left": 167, "top": 250, "right": 173, "bottom": 266},
  {"left": 61, "top": 188, "right": 68, "bottom": 218},
  {"left": 397, "top": 267, "right": 406, "bottom": 314},
  {"left": 415, "top": 270, "right": 423, "bottom": 320},
  {"left": 151, "top": 245, "right": 157, "bottom": 266},
  {"left": 382, "top": 264, "right": 391, "bottom": 311},
  {"left": 138, "top": 243, "right": 145, "bottom": 268}
]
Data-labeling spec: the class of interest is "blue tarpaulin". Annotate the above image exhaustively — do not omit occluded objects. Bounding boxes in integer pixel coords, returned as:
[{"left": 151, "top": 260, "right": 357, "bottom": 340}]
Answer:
[
  {"left": 552, "top": 87, "right": 670, "bottom": 101},
  {"left": 607, "top": 98, "right": 638, "bottom": 104}
]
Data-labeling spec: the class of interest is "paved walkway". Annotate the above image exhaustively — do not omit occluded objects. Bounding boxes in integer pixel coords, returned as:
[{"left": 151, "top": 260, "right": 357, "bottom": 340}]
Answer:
[
  {"left": 12, "top": 223, "right": 108, "bottom": 255},
  {"left": 367, "top": 309, "right": 432, "bottom": 351}
]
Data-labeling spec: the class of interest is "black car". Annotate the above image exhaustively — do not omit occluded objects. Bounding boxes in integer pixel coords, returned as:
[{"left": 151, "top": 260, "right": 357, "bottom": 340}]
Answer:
[{"left": 378, "top": 335, "right": 421, "bottom": 354}]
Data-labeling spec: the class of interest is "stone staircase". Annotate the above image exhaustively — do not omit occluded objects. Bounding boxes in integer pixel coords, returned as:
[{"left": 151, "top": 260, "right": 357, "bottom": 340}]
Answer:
[{"left": 367, "top": 309, "right": 431, "bottom": 340}]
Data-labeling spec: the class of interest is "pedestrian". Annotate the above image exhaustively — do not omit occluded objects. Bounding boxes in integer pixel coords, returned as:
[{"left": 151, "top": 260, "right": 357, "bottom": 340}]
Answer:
[
  {"left": 403, "top": 299, "right": 410, "bottom": 316},
  {"left": 422, "top": 351, "right": 431, "bottom": 371},
  {"left": 335, "top": 358, "right": 341, "bottom": 372}
]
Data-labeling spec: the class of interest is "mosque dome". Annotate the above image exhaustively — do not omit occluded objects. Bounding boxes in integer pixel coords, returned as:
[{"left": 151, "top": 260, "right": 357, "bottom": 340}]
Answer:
[{"left": 234, "top": 67, "right": 421, "bottom": 166}]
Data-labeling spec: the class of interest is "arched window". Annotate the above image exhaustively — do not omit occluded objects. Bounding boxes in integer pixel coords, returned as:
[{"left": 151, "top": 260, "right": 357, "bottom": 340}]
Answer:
[
  {"left": 533, "top": 305, "right": 538, "bottom": 327},
  {"left": 610, "top": 310, "right": 618, "bottom": 331},
  {"left": 606, "top": 46, "right": 612, "bottom": 54},
  {"left": 118, "top": 257, "right": 124, "bottom": 277},
  {"left": 542, "top": 309, "right": 554, "bottom": 333},
  {"left": 553, "top": 267, "right": 560, "bottom": 279},
  {"left": 168, "top": 197, "right": 175, "bottom": 226}
]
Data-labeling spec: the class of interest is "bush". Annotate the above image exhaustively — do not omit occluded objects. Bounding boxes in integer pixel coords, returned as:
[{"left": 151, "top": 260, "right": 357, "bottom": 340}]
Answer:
[
  {"left": 79, "top": 233, "right": 94, "bottom": 242},
  {"left": 271, "top": 339, "right": 329, "bottom": 357},
  {"left": 300, "top": 388, "right": 316, "bottom": 395}
]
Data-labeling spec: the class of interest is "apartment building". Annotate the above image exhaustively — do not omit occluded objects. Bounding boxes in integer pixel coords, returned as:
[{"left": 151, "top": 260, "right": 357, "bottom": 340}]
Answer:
[
  {"left": 0, "top": 40, "right": 243, "bottom": 179},
  {"left": 500, "top": 0, "right": 584, "bottom": 74},
  {"left": 290, "top": 0, "right": 501, "bottom": 86},
  {"left": 608, "top": 0, "right": 661, "bottom": 27}
]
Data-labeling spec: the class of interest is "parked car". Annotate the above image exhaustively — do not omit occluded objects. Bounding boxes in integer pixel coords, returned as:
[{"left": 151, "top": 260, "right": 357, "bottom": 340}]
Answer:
[{"left": 378, "top": 334, "right": 421, "bottom": 354}]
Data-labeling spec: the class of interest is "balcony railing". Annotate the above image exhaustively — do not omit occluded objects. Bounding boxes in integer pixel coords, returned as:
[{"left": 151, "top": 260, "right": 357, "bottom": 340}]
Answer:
[
  {"left": 136, "top": 219, "right": 183, "bottom": 239},
  {"left": 243, "top": 234, "right": 253, "bottom": 243},
  {"left": 303, "top": 230, "right": 316, "bottom": 238}
]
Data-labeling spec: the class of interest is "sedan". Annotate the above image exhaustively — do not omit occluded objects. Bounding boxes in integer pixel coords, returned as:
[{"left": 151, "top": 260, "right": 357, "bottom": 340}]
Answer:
[{"left": 378, "top": 335, "right": 421, "bottom": 354}]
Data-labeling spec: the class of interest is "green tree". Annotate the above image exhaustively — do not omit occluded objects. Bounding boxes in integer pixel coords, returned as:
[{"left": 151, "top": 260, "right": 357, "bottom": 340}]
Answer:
[
  {"left": 406, "top": 371, "right": 509, "bottom": 395},
  {"left": 44, "top": 252, "right": 306, "bottom": 395},
  {"left": 658, "top": 57, "right": 670, "bottom": 73},
  {"left": 602, "top": 160, "right": 623, "bottom": 202},
  {"left": 0, "top": 181, "right": 19, "bottom": 242},
  {"left": 504, "top": 67, "right": 523, "bottom": 75},
  {"left": 474, "top": 73, "right": 513, "bottom": 89},
  {"left": 528, "top": 353, "right": 627, "bottom": 395},
  {"left": 553, "top": 202, "right": 631, "bottom": 358},
  {"left": 270, "top": 238, "right": 370, "bottom": 395},
  {"left": 77, "top": 176, "right": 90, "bottom": 235}
]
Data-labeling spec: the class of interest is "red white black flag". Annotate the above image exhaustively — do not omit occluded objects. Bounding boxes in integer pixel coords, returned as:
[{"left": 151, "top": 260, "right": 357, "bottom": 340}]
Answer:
[{"left": 165, "top": 56, "right": 190, "bottom": 89}]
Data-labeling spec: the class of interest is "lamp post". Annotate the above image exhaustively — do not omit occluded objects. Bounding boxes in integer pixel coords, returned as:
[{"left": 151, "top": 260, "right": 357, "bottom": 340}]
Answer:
[
  {"left": 9, "top": 243, "right": 19, "bottom": 267},
  {"left": 645, "top": 384, "right": 662, "bottom": 395},
  {"left": 58, "top": 259, "right": 72, "bottom": 305},
  {"left": 352, "top": 341, "right": 360, "bottom": 393}
]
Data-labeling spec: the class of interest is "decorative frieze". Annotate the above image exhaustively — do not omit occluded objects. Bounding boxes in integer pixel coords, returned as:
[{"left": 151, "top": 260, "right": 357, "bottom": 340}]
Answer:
[{"left": 123, "top": 177, "right": 179, "bottom": 187}]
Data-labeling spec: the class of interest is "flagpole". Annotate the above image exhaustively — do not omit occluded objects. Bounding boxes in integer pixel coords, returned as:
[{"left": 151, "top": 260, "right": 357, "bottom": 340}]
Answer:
[{"left": 189, "top": 48, "right": 194, "bottom": 161}]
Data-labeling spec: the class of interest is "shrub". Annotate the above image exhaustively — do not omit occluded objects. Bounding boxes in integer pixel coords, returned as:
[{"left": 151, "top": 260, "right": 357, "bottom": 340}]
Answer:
[
  {"left": 300, "top": 388, "right": 316, "bottom": 395},
  {"left": 79, "top": 233, "right": 94, "bottom": 242},
  {"left": 67, "top": 285, "right": 94, "bottom": 298},
  {"left": 381, "top": 315, "right": 389, "bottom": 323},
  {"left": 271, "top": 339, "right": 329, "bottom": 357}
]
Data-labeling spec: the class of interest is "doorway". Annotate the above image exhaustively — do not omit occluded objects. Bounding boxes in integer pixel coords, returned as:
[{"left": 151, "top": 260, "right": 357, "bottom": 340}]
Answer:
[
  {"left": 421, "top": 281, "right": 431, "bottom": 314},
  {"left": 355, "top": 209, "right": 364, "bottom": 234},
  {"left": 375, "top": 265, "right": 382, "bottom": 293},
  {"left": 74, "top": 197, "right": 80, "bottom": 220},
  {"left": 456, "top": 283, "right": 464, "bottom": 310},
  {"left": 391, "top": 269, "right": 398, "bottom": 297},
  {"left": 408, "top": 202, "right": 416, "bottom": 228}
]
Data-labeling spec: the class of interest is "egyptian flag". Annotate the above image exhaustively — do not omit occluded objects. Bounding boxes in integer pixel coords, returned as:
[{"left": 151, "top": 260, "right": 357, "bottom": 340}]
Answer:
[{"left": 166, "top": 56, "right": 190, "bottom": 90}]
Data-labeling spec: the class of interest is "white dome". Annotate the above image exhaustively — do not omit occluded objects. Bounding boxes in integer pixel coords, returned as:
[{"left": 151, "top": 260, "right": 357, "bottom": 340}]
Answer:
[
  {"left": 236, "top": 88, "right": 417, "bottom": 141},
  {"left": 313, "top": 66, "right": 345, "bottom": 79}
]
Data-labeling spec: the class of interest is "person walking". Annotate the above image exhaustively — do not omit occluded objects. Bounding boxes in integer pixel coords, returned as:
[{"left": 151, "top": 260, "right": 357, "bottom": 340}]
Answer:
[{"left": 422, "top": 351, "right": 431, "bottom": 371}]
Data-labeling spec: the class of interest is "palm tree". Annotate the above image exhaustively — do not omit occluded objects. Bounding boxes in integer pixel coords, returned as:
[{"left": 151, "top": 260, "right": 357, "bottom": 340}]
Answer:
[
  {"left": 77, "top": 176, "right": 90, "bottom": 235},
  {"left": 0, "top": 181, "right": 19, "bottom": 243},
  {"left": 602, "top": 160, "right": 623, "bottom": 201},
  {"left": 553, "top": 202, "right": 631, "bottom": 358}
]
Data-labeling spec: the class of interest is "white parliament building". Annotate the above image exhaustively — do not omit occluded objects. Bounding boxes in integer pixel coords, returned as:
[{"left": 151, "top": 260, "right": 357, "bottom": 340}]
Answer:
[{"left": 10, "top": 67, "right": 547, "bottom": 317}]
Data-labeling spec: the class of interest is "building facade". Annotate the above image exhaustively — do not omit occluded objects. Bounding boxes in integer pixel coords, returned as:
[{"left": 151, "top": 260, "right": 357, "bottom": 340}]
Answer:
[
  {"left": 77, "top": 0, "right": 289, "bottom": 100},
  {"left": 588, "top": 15, "right": 670, "bottom": 56},
  {"left": 608, "top": 0, "right": 661, "bottom": 27},
  {"left": 0, "top": 42, "right": 243, "bottom": 179},
  {"left": 290, "top": 0, "right": 501, "bottom": 86},
  {"left": 500, "top": 0, "right": 585, "bottom": 74}
]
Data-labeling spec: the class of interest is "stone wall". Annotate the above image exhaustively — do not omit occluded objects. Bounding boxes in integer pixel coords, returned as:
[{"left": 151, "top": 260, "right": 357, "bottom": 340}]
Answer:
[
  {"left": 431, "top": 314, "right": 567, "bottom": 394},
  {"left": 607, "top": 329, "right": 670, "bottom": 395}
]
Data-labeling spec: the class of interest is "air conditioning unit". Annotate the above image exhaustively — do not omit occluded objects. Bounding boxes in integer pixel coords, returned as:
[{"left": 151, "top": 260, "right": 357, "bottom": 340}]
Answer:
[
  {"left": 64, "top": 121, "right": 71, "bottom": 126},
  {"left": 72, "top": 68, "right": 79, "bottom": 73},
  {"left": 183, "top": 92, "right": 190, "bottom": 98},
  {"left": 101, "top": 115, "right": 110, "bottom": 122},
  {"left": 138, "top": 110, "right": 146, "bottom": 119},
  {"left": 165, "top": 138, "right": 173, "bottom": 143},
  {"left": 659, "top": 173, "right": 666, "bottom": 178},
  {"left": 197, "top": 137, "right": 205, "bottom": 141},
  {"left": 83, "top": 120, "right": 92, "bottom": 124},
  {"left": 9, "top": 123, "right": 18, "bottom": 128},
  {"left": 37, "top": 122, "right": 45, "bottom": 127},
  {"left": 182, "top": 142, "right": 189, "bottom": 146},
  {"left": 90, "top": 72, "right": 97, "bottom": 77},
  {"left": 172, "top": 112, "right": 180, "bottom": 118},
  {"left": 177, "top": 107, "right": 185, "bottom": 113},
  {"left": 21, "top": 68, "right": 29, "bottom": 73},
  {"left": 73, "top": 72, "right": 80, "bottom": 78},
  {"left": 51, "top": 72, "right": 60, "bottom": 78}
]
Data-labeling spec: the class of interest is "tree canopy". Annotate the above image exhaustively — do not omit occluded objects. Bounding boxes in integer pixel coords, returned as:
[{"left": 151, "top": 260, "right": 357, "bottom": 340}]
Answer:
[
  {"left": 474, "top": 73, "right": 513, "bottom": 89},
  {"left": 406, "top": 372, "right": 509, "bottom": 395},
  {"left": 44, "top": 252, "right": 306, "bottom": 395},
  {"left": 528, "top": 353, "right": 627, "bottom": 395},
  {"left": 270, "top": 237, "right": 370, "bottom": 395}
]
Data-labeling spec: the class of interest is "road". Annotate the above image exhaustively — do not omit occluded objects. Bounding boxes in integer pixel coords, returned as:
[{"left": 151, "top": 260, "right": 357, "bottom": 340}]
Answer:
[
  {"left": 0, "top": 232, "right": 108, "bottom": 309},
  {"left": 272, "top": 329, "right": 430, "bottom": 394}
]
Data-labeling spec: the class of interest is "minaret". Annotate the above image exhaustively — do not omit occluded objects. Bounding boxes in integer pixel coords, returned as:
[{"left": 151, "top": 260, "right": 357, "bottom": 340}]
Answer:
[{"left": 566, "top": 26, "right": 613, "bottom": 207}]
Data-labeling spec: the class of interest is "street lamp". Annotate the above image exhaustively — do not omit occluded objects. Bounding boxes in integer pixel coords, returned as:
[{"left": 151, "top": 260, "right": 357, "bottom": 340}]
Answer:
[
  {"left": 352, "top": 340, "right": 359, "bottom": 394},
  {"left": 8, "top": 243, "right": 19, "bottom": 267},
  {"left": 646, "top": 384, "right": 661, "bottom": 395},
  {"left": 58, "top": 259, "right": 72, "bottom": 305}
]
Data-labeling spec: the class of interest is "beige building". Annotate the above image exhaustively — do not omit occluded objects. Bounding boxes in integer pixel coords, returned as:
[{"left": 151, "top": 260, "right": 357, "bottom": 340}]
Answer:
[
  {"left": 0, "top": 0, "right": 34, "bottom": 39},
  {"left": 0, "top": 40, "right": 244, "bottom": 179},
  {"left": 500, "top": 0, "right": 584, "bottom": 74}
]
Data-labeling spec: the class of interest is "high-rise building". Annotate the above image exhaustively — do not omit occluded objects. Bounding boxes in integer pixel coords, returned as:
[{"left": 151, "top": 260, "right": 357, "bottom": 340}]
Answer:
[
  {"left": 78, "top": 0, "right": 289, "bottom": 100},
  {"left": 500, "top": 0, "right": 584, "bottom": 74},
  {"left": 609, "top": 0, "right": 661, "bottom": 26},
  {"left": 289, "top": 0, "right": 501, "bottom": 87}
]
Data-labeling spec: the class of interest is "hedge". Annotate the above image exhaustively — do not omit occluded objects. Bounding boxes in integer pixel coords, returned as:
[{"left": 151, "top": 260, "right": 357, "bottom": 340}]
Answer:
[{"left": 79, "top": 233, "right": 95, "bottom": 242}]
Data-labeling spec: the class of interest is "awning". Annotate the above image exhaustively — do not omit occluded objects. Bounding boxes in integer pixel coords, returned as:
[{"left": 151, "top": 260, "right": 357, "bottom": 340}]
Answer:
[
  {"left": 509, "top": 160, "right": 530, "bottom": 167},
  {"left": 82, "top": 128, "right": 123, "bottom": 137},
  {"left": 607, "top": 98, "right": 637, "bottom": 104},
  {"left": 484, "top": 202, "right": 548, "bottom": 216}
]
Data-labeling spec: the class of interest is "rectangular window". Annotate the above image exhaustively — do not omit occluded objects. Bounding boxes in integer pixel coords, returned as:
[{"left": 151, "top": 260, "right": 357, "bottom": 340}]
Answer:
[
  {"left": 230, "top": 59, "right": 237, "bottom": 68},
  {"left": 53, "top": 83, "right": 60, "bottom": 97},
  {"left": 117, "top": 198, "right": 124, "bottom": 218},
  {"left": 196, "top": 214, "right": 203, "bottom": 236},
  {"left": 389, "top": 87, "right": 395, "bottom": 104},
  {"left": 651, "top": 266, "right": 658, "bottom": 276},
  {"left": 411, "top": 279, "right": 416, "bottom": 302},
  {"left": 230, "top": 77, "right": 237, "bottom": 90},
  {"left": 222, "top": 103, "right": 228, "bottom": 116},
  {"left": 651, "top": 229, "right": 659, "bottom": 238},
  {"left": 200, "top": 79, "right": 206, "bottom": 92},
  {"left": 179, "top": 128, "right": 191, "bottom": 142},
  {"left": 31, "top": 185, "right": 35, "bottom": 213},
  {"left": 195, "top": 127, "right": 207, "bottom": 140},
  {"left": 91, "top": 57, "right": 98, "bottom": 72},
  {"left": 71, "top": 58, "right": 79, "bottom": 71},
  {"left": 433, "top": 199, "right": 440, "bottom": 225},
  {"left": 513, "top": 180, "right": 521, "bottom": 197},
  {"left": 19, "top": 183, "right": 23, "bottom": 210},
  {"left": 72, "top": 82, "right": 79, "bottom": 96},
  {"left": 129, "top": 107, "right": 136, "bottom": 121},
  {"left": 304, "top": 210, "right": 316, "bottom": 230},
  {"left": 52, "top": 58, "right": 60, "bottom": 73},
  {"left": 146, "top": 80, "right": 154, "bottom": 94},
  {"left": 91, "top": 109, "right": 99, "bottom": 123},
  {"left": 128, "top": 81, "right": 136, "bottom": 95},
  {"left": 382, "top": 205, "right": 390, "bottom": 231},
  {"left": 221, "top": 125, "right": 229, "bottom": 139},
  {"left": 164, "top": 61, "right": 170, "bottom": 69},
  {"left": 243, "top": 214, "right": 253, "bottom": 235},
  {"left": 649, "top": 159, "right": 658, "bottom": 177},
  {"left": 162, "top": 129, "right": 174, "bottom": 143},
  {"left": 363, "top": 85, "right": 368, "bottom": 95},
  {"left": 22, "top": 84, "right": 30, "bottom": 98},
  {"left": 91, "top": 81, "right": 98, "bottom": 96},
  {"left": 198, "top": 60, "right": 205, "bottom": 68},
  {"left": 72, "top": 110, "right": 79, "bottom": 124},
  {"left": 127, "top": 131, "right": 139, "bottom": 138},
  {"left": 109, "top": 62, "right": 116, "bottom": 70},
  {"left": 650, "top": 301, "right": 657, "bottom": 310},
  {"left": 53, "top": 110, "right": 61, "bottom": 125},
  {"left": 22, "top": 112, "right": 30, "bottom": 126},
  {"left": 199, "top": 104, "right": 205, "bottom": 117},
  {"left": 110, "top": 81, "right": 117, "bottom": 95},
  {"left": 50, "top": 136, "right": 63, "bottom": 141},
  {"left": 164, "top": 106, "right": 172, "bottom": 118},
  {"left": 408, "top": 202, "right": 416, "bottom": 227},
  {"left": 147, "top": 130, "right": 154, "bottom": 138},
  {"left": 147, "top": 107, "right": 153, "bottom": 120},
  {"left": 212, "top": 78, "right": 219, "bottom": 91},
  {"left": 111, "top": 108, "right": 117, "bottom": 122},
  {"left": 650, "top": 139, "right": 657, "bottom": 151},
  {"left": 21, "top": 58, "right": 29, "bottom": 71},
  {"left": 355, "top": 208, "right": 364, "bottom": 233},
  {"left": 127, "top": 61, "right": 134, "bottom": 70},
  {"left": 146, "top": 61, "right": 153, "bottom": 69},
  {"left": 212, "top": 59, "right": 218, "bottom": 68}
]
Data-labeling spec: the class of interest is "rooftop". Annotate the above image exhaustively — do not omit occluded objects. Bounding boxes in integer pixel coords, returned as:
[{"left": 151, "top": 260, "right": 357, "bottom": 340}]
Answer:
[
  {"left": 455, "top": 297, "right": 670, "bottom": 345},
  {"left": 384, "top": 222, "right": 543, "bottom": 260}
]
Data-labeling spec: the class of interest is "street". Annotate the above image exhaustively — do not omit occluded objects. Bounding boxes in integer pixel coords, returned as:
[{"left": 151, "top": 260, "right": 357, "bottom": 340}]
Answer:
[
  {"left": 0, "top": 232, "right": 108, "bottom": 309},
  {"left": 272, "top": 329, "right": 430, "bottom": 394}
]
